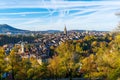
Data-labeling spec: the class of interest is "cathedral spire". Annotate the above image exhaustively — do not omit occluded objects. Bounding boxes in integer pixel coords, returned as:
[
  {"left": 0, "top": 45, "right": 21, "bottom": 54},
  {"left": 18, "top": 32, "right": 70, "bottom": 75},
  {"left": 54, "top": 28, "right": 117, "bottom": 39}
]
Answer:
[{"left": 64, "top": 25, "right": 67, "bottom": 36}]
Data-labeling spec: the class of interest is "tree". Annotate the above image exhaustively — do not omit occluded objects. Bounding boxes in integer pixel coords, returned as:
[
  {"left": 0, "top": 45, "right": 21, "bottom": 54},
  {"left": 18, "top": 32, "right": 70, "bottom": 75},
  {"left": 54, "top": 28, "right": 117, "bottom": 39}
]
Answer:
[
  {"left": 81, "top": 54, "right": 98, "bottom": 79},
  {"left": 54, "top": 41, "right": 80, "bottom": 79},
  {"left": 6, "top": 50, "right": 22, "bottom": 80},
  {"left": 48, "top": 55, "right": 69, "bottom": 79},
  {"left": 0, "top": 47, "right": 6, "bottom": 79}
]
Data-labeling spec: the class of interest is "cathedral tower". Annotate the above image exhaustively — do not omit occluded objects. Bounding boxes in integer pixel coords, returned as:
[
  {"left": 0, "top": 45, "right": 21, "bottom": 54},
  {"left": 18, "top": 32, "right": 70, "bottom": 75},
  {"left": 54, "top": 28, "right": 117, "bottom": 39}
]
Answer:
[{"left": 64, "top": 25, "right": 67, "bottom": 36}]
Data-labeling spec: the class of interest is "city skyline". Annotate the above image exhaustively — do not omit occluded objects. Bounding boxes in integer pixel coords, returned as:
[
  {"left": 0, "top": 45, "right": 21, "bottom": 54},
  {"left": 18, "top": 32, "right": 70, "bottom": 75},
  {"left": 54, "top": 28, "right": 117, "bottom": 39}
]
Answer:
[{"left": 0, "top": 0, "right": 120, "bottom": 31}]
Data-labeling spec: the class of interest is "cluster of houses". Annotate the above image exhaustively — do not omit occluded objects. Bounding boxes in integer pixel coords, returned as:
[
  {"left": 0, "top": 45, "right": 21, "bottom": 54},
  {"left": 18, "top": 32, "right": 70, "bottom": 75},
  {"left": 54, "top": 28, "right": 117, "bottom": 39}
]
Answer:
[{"left": 2, "top": 27, "right": 107, "bottom": 64}]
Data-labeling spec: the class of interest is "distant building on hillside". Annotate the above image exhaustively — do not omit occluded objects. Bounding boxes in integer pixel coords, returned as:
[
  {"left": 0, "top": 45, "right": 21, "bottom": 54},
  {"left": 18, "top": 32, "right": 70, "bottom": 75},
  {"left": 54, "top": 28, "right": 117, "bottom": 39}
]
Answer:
[
  {"left": 64, "top": 25, "right": 67, "bottom": 36},
  {"left": 6, "top": 32, "right": 12, "bottom": 35}
]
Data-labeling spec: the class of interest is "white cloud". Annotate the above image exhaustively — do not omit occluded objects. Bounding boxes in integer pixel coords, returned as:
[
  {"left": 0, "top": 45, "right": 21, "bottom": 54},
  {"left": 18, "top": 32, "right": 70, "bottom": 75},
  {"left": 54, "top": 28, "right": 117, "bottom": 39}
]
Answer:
[
  {"left": 0, "top": 12, "right": 49, "bottom": 15},
  {"left": 0, "top": 0, "right": 120, "bottom": 31},
  {"left": 0, "top": 1, "right": 120, "bottom": 9}
]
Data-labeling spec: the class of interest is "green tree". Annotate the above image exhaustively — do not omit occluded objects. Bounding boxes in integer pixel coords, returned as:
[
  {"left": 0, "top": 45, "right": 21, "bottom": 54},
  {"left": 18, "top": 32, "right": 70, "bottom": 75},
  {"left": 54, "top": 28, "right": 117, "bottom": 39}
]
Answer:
[
  {"left": 0, "top": 47, "right": 6, "bottom": 79},
  {"left": 6, "top": 50, "right": 22, "bottom": 80}
]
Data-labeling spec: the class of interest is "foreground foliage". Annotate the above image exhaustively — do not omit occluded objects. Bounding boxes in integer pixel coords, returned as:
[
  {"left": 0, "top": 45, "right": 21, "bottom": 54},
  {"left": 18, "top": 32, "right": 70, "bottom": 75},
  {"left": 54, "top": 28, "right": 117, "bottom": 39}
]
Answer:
[{"left": 1, "top": 33, "right": 120, "bottom": 80}]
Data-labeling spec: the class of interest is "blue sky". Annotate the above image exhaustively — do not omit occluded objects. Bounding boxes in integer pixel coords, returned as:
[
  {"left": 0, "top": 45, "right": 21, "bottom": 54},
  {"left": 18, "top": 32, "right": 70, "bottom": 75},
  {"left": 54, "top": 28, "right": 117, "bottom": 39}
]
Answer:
[{"left": 0, "top": 0, "right": 120, "bottom": 31}]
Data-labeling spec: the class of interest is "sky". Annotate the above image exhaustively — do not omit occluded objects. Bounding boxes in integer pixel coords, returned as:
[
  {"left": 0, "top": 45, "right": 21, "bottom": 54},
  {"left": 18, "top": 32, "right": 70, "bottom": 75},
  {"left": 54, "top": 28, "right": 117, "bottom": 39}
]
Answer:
[{"left": 0, "top": 0, "right": 120, "bottom": 31}]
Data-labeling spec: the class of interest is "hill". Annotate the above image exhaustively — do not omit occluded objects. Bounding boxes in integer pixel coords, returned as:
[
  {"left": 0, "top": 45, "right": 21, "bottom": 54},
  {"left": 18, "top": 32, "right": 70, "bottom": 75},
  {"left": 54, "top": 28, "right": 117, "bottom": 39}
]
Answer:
[{"left": 0, "top": 24, "right": 29, "bottom": 34}]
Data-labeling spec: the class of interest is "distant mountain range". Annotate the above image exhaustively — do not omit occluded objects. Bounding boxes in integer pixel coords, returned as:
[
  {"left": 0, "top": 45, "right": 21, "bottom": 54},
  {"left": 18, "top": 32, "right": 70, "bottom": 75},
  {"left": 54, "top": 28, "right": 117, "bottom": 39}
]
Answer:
[
  {"left": 69, "top": 30, "right": 108, "bottom": 32},
  {"left": 40, "top": 30, "right": 61, "bottom": 34},
  {"left": 0, "top": 24, "right": 108, "bottom": 34},
  {"left": 0, "top": 24, "right": 29, "bottom": 34},
  {"left": 0, "top": 24, "right": 62, "bottom": 34}
]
